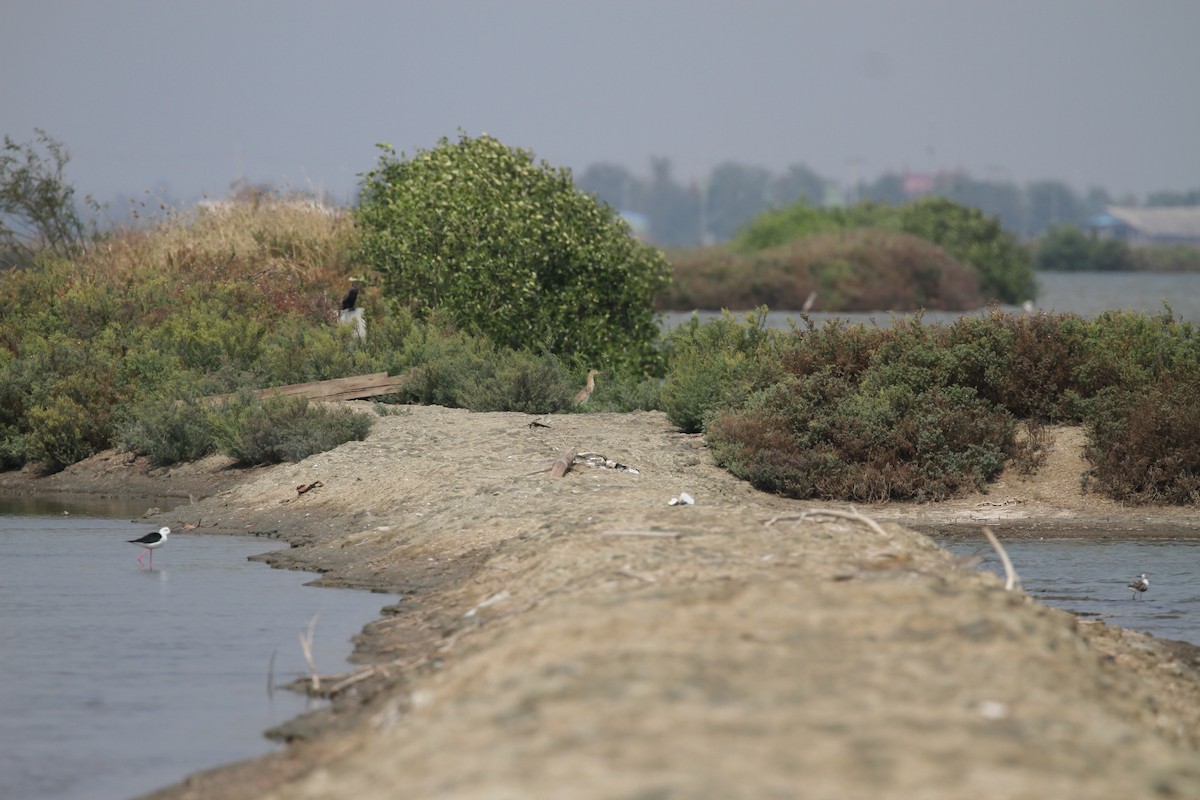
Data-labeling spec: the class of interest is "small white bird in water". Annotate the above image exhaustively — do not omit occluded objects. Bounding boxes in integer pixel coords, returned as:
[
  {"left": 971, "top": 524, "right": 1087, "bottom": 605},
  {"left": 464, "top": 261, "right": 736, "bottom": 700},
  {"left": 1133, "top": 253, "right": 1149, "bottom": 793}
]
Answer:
[{"left": 1127, "top": 573, "right": 1150, "bottom": 600}]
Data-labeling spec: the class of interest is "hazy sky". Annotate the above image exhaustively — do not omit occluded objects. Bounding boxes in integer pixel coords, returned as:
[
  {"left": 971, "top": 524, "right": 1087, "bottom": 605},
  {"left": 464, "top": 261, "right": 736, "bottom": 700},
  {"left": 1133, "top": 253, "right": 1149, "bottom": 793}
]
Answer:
[{"left": 4, "top": 1, "right": 1198, "bottom": 205}]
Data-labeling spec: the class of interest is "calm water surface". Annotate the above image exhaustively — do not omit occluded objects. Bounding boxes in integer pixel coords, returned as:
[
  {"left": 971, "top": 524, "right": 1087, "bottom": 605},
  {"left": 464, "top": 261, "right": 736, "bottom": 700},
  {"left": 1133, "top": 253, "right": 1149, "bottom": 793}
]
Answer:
[
  {"left": 938, "top": 536, "right": 1200, "bottom": 647},
  {"left": 0, "top": 500, "right": 391, "bottom": 800}
]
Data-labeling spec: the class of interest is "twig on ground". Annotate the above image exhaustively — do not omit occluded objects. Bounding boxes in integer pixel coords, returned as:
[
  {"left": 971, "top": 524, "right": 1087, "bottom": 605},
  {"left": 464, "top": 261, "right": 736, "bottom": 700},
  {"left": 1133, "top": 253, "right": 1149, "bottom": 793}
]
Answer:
[{"left": 765, "top": 507, "right": 892, "bottom": 538}]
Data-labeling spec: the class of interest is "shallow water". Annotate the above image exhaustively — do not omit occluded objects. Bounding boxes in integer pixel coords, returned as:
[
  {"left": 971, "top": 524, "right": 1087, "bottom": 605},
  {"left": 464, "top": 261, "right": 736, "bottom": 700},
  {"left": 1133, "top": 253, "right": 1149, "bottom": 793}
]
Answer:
[
  {"left": 937, "top": 536, "right": 1200, "bottom": 647},
  {"left": 0, "top": 507, "right": 391, "bottom": 800}
]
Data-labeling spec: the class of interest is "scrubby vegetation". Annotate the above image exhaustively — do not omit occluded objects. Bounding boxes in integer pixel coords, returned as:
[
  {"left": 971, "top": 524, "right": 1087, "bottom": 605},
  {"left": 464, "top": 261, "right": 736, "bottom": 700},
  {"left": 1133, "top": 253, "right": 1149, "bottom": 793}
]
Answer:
[
  {"left": 2, "top": 132, "right": 1197, "bottom": 509},
  {"left": 664, "top": 308, "right": 1200, "bottom": 505},
  {"left": 0, "top": 193, "right": 635, "bottom": 474}
]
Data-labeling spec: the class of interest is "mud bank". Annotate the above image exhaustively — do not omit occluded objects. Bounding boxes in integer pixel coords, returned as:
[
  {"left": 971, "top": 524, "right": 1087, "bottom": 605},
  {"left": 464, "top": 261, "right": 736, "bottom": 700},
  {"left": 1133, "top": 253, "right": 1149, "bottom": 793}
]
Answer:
[{"left": 8, "top": 407, "right": 1200, "bottom": 799}]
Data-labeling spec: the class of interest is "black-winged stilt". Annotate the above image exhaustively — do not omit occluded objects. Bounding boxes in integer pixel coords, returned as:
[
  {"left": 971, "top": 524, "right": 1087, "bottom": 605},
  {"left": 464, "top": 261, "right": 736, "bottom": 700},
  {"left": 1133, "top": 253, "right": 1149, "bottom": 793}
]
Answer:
[
  {"left": 1127, "top": 573, "right": 1149, "bottom": 600},
  {"left": 128, "top": 527, "right": 170, "bottom": 569}
]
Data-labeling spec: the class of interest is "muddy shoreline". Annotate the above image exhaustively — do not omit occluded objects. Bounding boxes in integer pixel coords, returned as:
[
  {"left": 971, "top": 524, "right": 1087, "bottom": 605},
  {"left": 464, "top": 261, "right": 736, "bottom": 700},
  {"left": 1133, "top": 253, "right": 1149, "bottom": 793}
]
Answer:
[{"left": 7, "top": 408, "right": 1200, "bottom": 799}]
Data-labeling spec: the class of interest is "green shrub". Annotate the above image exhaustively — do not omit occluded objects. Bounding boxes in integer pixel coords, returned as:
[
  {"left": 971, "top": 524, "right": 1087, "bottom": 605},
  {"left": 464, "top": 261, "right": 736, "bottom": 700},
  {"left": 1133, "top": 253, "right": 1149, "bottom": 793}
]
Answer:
[
  {"left": 1033, "top": 226, "right": 1133, "bottom": 272},
  {"left": 660, "top": 309, "right": 783, "bottom": 433},
  {"left": 881, "top": 197, "right": 1033, "bottom": 304},
  {"left": 25, "top": 395, "right": 108, "bottom": 472},
  {"left": 355, "top": 133, "right": 672, "bottom": 372},
  {"left": 729, "top": 197, "right": 1034, "bottom": 305},
  {"left": 459, "top": 352, "right": 576, "bottom": 413},
  {"left": 213, "top": 392, "right": 374, "bottom": 466},
  {"left": 941, "top": 311, "right": 1087, "bottom": 420},
  {"left": 781, "top": 316, "right": 885, "bottom": 381},
  {"left": 708, "top": 375, "right": 1012, "bottom": 502},
  {"left": 118, "top": 392, "right": 217, "bottom": 467},
  {"left": 663, "top": 230, "right": 981, "bottom": 312},
  {"left": 1071, "top": 310, "right": 1200, "bottom": 401},
  {"left": 391, "top": 322, "right": 497, "bottom": 407}
]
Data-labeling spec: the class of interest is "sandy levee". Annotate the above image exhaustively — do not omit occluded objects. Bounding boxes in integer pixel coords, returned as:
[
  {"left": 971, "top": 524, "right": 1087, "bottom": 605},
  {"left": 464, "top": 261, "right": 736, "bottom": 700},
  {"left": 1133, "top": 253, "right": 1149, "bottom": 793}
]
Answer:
[{"left": 27, "top": 406, "right": 1200, "bottom": 799}]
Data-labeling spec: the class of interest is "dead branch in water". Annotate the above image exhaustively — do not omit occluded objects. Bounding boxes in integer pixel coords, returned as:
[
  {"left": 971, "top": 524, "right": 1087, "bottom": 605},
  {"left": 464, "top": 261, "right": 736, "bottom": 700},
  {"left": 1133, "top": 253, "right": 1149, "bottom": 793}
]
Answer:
[
  {"left": 299, "top": 610, "right": 322, "bottom": 693},
  {"left": 982, "top": 526, "right": 1021, "bottom": 591}
]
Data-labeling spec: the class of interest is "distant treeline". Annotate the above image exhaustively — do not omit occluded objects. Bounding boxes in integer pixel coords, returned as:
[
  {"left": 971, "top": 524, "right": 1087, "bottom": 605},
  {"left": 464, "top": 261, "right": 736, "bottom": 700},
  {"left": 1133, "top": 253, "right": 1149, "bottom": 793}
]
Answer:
[{"left": 576, "top": 159, "right": 1200, "bottom": 247}]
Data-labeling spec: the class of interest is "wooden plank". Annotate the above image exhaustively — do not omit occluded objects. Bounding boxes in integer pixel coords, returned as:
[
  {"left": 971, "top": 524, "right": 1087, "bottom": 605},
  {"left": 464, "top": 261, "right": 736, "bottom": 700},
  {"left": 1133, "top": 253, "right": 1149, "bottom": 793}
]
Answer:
[
  {"left": 204, "top": 372, "right": 406, "bottom": 405},
  {"left": 324, "top": 376, "right": 410, "bottom": 401}
]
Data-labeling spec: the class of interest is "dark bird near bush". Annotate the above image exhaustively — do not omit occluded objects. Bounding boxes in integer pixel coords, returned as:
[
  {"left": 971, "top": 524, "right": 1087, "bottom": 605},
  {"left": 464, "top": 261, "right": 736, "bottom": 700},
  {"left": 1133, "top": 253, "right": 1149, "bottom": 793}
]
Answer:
[{"left": 341, "top": 277, "right": 362, "bottom": 310}]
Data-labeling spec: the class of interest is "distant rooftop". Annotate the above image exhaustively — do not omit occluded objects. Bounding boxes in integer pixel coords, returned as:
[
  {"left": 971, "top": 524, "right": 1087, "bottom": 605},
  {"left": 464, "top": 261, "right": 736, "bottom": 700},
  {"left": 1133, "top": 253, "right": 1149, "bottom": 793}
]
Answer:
[{"left": 1103, "top": 205, "right": 1200, "bottom": 239}]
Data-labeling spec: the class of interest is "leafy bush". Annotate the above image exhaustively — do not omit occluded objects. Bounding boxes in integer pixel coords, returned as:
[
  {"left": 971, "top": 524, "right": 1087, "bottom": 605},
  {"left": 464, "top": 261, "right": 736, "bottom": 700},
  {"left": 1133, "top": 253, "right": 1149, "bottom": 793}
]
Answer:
[
  {"left": 24, "top": 396, "right": 109, "bottom": 473},
  {"left": 458, "top": 352, "right": 576, "bottom": 413},
  {"left": 1033, "top": 226, "right": 1133, "bottom": 272},
  {"left": 942, "top": 311, "right": 1088, "bottom": 420},
  {"left": 660, "top": 309, "right": 784, "bottom": 433},
  {"left": 1085, "top": 379, "right": 1200, "bottom": 504},
  {"left": 0, "top": 130, "right": 91, "bottom": 267},
  {"left": 118, "top": 392, "right": 217, "bottom": 467},
  {"left": 355, "top": 133, "right": 672, "bottom": 372},
  {"left": 708, "top": 375, "right": 1012, "bottom": 502},
  {"left": 662, "top": 230, "right": 981, "bottom": 312},
  {"left": 572, "top": 370, "right": 662, "bottom": 412},
  {"left": 892, "top": 197, "right": 1034, "bottom": 304},
  {"left": 728, "top": 198, "right": 1034, "bottom": 305},
  {"left": 213, "top": 392, "right": 374, "bottom": 466}
]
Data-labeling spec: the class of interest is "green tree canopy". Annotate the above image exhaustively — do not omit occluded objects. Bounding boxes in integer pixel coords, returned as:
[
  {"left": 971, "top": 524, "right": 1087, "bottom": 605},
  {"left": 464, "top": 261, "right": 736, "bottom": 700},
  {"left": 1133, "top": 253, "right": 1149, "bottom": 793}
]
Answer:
[{"left": 355, "top": 134, "right": 671, "bottom": 372}]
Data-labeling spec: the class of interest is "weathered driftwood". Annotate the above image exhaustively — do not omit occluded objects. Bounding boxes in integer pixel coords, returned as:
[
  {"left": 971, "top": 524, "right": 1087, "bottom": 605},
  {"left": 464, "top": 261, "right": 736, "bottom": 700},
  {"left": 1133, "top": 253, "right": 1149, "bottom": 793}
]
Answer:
[
  {"left": 550, "top": 448, "right": 578, "bottom": 478},
  {"left": 205, "top": 371, "right": 408, "bottom": 405}
]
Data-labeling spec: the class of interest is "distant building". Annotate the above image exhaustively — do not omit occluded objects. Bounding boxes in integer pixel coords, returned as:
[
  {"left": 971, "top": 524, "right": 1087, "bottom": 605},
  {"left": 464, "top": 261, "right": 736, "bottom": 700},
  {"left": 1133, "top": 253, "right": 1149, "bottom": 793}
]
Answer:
[
  {"left": 902, "top": 172, "right": 935, "bottom": 196},
  {"left": 1088, "top": 206, "right": 1200, "bottom": 246}
]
